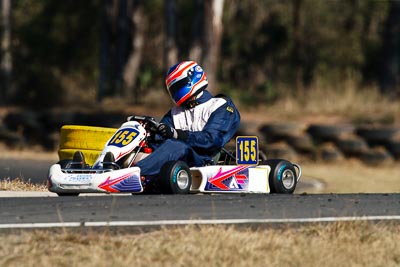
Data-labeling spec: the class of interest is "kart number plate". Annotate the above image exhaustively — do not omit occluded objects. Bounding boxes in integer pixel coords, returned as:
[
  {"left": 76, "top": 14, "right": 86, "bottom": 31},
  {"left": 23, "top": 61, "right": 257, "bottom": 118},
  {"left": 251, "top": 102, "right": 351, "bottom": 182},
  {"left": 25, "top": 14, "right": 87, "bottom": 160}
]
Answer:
[
  {"left": 236, "top": 136, "right": 259, "bottom": 165},
  {"left": 108, "top": 128, "right": 139, "bottom": 147}
]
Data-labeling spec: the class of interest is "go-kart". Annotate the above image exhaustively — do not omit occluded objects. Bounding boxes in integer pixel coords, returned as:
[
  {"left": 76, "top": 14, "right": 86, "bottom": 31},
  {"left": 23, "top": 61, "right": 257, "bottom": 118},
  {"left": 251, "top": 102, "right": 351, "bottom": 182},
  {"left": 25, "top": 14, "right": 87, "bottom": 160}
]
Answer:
[{"left": 47, "top": 116, "right": 302, "bottom": 196}]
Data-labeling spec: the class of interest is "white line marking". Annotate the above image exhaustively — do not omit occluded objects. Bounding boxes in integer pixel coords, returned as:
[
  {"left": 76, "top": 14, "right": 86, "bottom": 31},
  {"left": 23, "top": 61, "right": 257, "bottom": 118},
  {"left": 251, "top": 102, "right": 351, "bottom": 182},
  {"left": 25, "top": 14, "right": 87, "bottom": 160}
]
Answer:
[{"left": 1, "top": 216, "right": 400, "bottom": 229}]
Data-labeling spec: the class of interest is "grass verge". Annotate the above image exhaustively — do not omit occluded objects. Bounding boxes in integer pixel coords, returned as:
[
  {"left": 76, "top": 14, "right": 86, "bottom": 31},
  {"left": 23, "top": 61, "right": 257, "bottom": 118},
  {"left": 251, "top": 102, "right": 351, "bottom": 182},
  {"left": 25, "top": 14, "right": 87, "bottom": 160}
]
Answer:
[
  {"left": 0, "top": 222, "right": 399, "bottom": 267},
  {"left": 0, "top": 178, "right": 47, "bottom": 192},
  {"left": 240, "top": 82, "right": 400, "bottom": 125},
  {"left": 299, "top": 160, "right": 400, "bottom": 194}
]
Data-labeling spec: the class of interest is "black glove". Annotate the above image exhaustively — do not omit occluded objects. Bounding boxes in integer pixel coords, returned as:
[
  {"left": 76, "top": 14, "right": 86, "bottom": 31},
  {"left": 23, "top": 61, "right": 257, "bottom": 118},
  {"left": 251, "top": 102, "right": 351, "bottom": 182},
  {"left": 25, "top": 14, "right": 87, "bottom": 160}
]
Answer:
[
  {"left": 157, "top": 123, "right": 188, "bottom": 140},
  {"left": 157, "top": 123, "right": 176, "bottom": 139}
]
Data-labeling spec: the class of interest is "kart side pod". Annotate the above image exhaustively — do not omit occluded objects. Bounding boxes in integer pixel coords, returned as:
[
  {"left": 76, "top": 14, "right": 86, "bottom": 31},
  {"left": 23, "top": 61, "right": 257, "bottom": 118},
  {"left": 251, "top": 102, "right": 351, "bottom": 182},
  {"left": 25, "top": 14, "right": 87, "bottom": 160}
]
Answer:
[{"left": 190, "top": 159, "right": 301, "bottom": 194}]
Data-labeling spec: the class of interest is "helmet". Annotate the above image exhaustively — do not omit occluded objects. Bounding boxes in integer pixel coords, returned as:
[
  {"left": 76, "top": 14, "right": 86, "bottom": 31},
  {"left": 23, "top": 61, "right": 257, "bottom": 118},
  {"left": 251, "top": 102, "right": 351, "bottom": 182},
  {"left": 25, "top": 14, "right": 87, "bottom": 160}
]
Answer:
[{"left": 165, "top": 61, "right": 208, "bottom": 106}]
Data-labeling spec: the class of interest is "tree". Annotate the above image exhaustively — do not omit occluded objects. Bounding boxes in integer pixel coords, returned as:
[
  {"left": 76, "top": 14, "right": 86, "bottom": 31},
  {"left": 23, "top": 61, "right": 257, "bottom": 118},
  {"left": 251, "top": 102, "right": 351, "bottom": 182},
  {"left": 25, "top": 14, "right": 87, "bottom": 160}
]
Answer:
[
  {"left": 291, "top": 0, "right": 303, "bottom": 92},
  {"left": 164, "top": 0, "right": 178, "bottom": 69},
  {"left": 1, "top": 0, "right": 12, "bottom": 105},
  {"left": 188, "top": 0, "right": 204, "bottom": 62},
  {"left": 203, "top": 0, "right": 224, "bottom": 93},
  {"left": 123, "top": 0, "right": 146, "bottom": 102},
  {"left": 98, "top": 0, "right": 113, "bottom": 102},
  {"left": 379, "top": 1, "right": 400, "bottom": 98}
]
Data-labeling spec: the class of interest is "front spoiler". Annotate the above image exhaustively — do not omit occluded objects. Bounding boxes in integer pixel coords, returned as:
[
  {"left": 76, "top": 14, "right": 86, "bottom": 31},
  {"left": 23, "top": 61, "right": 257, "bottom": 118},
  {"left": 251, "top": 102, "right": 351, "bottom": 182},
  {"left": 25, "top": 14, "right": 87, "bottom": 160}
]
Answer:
[{"left": 48, "top": 164, "right": 143, "bottom": 194}]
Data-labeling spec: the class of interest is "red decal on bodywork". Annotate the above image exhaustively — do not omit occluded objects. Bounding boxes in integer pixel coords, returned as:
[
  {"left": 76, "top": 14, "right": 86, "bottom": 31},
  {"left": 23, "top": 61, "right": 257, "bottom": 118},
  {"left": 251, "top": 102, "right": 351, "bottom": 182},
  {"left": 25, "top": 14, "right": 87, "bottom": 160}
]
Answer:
[
  {"left": 235, "top": 174, "right": 247, "bottom": 185},
  {"left": 98, "top": 174, "right": 130, "bottom": 192},
  {"left": 208, "top": 166, "right": 248, "bottom": 190}
]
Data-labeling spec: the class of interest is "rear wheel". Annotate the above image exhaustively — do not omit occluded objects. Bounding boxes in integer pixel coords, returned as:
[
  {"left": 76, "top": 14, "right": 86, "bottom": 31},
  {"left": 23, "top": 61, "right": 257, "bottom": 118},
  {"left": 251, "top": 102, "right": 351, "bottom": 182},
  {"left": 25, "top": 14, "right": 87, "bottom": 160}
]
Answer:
[
  {"left": 263, "top": 159, "right": 297, "bottom": 194},
  {"left": 159, "top": 161, "right": 192, "bottom": 194}
]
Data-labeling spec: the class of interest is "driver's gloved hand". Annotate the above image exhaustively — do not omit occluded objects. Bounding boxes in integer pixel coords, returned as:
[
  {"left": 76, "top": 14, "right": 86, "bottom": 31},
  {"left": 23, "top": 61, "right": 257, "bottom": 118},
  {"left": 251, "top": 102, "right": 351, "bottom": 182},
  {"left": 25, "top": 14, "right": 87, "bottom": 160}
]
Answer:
[
  {"left": 157, "top": 123, "right": 188, "bottom": 141},
  {"left": 157, "top": 123, "right": 175, "bottom": 138}
]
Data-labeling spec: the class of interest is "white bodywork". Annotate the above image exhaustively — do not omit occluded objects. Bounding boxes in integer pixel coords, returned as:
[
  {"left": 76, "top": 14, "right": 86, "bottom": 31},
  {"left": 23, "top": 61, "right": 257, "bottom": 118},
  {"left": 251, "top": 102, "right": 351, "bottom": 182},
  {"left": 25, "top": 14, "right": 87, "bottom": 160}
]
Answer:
[
  {"left": 48, "top": 164, "right": 143, "bottom": 193},
  {"left": 92, "top": 121, "right": 147, "bottom": 169},
  {"left": 48, "top": 163, "right": 271, "bottom": 194},
  {"left": 191, "top": 165, "right": 271, "bottom": 193}
]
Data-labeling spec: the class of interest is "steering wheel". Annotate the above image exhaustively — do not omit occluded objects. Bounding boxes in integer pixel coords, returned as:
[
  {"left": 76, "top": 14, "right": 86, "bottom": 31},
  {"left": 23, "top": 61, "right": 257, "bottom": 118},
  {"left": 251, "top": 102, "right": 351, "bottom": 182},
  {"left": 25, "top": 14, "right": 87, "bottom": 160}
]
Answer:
[{"left": 127, "top": 115, "right": 160, "bottom": 132}]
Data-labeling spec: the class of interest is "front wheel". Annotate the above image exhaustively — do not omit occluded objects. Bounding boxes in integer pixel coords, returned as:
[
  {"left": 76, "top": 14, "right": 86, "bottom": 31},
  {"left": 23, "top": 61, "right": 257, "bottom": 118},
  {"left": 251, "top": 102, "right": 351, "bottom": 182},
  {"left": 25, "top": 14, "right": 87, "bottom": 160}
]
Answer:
[
  {"left": 159, "top": 161, "right": 192, "bottom": 194},
  {"left": 57, "top": 193, "right": 80, "bottom": 197},
  {"left": 263, "top": 159, "right": 298, "bottom": 194}
]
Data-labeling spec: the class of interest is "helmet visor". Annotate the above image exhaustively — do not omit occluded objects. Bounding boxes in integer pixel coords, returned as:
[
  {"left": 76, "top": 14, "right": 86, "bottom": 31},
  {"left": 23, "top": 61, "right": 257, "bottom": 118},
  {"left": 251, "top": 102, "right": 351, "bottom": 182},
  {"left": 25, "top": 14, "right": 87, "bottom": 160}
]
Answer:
[{"left": 168, "top": 77, "right": 191, "bottom": 104}]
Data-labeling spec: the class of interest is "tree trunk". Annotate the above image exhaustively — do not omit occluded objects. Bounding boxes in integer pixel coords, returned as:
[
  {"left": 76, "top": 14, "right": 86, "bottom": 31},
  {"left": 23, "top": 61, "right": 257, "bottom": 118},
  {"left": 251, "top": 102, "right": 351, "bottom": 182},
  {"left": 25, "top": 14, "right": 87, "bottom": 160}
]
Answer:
[
  {"left": 98, "top": 0, "right": 116, "bottom": 102},
  {"left": 122, "top": 0, "right": 146, "bottom": 102},
  {"left": 1, "top": 0, "right": 12, "bottom": 105},
  {"left": 189, "top": 0, "right": 204, "bottom": 62},
  {"left": 115, "top": 0, "right": 129, "bottom": 97},
  {"left": 203, "top": 0, "right": 224, "bottom": 93},
  {"left": 292, "top": 0, "right": 302, "bottom": 93},
  {"left": 164, "top": 0, "right": 178, "bottom": 70},
  {"left": 379, "top": 1, "right": 400, "bottom": 98}
]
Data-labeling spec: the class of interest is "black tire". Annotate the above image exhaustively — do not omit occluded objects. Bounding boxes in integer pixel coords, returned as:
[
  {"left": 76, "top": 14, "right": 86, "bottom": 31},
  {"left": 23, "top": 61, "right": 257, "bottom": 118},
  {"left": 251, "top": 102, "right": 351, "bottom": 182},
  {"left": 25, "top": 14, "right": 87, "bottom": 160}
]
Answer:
[
  {"left": 385, "top": 140, "right": 400, "bottom": 159},
  {"left": 263, "top": 159, "right": 297, "bottom": 194},
  {"left": 265, "top": 142, "right": 297, "bottom": 161},
  {"left": 356, "top": 126, "right": 400, "bottom": 146},
  {"left": 57, "top": 193, "right": 80, "bottom": 197},
  {"left": 307, "top": 124, "right": 354, "bottom": 143},
  {"left": 259, "top": 122, "right": 306, "bottom": 143},
  {"left": 287, "top": 133, "right": 315, "bottom": 153},
  {"left": 360, "top": 147, "right": 393, "bottom": 166},
  {"left": 159, "top": 161, "right": 192, "bottom": 194},
  {"left": 318, "top": 143, "right": 344, "bottom": 162},
  {"left": 336, "top": 136, "right": 368, "bottom": 156}
]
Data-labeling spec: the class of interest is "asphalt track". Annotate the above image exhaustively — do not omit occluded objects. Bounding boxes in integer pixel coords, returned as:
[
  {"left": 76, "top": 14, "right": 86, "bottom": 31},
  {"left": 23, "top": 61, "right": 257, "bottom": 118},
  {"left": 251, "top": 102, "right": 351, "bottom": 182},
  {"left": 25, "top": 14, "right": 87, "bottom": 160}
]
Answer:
[
  {"left": 0, "top": 158, "right": 52, "bottom": 184},
  {"left": 1, "top": 193, "right": 400, "bottom": 229},
  {"left": 1, "top": 159, "right": 400, "bottom": 229}
]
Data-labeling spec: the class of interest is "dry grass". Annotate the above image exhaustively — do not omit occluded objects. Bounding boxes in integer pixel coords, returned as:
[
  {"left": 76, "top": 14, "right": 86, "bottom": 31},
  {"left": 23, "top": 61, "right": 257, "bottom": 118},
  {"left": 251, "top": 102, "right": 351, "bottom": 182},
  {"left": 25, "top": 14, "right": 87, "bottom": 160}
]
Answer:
[
  {"left": 241, "top": 82, "right": 400, "bottom": 125},
  {"left": 298, "top": 83, "right": 399, "bottom": 124},
  {"left": 0, "top": 222, "right": 399, "bottom": 267},
  {"left": 300, "top": 160, "right": 400, "bottom": 194},
  {"left": 0, "top": 178, "right": 47, "bottom": 192}
]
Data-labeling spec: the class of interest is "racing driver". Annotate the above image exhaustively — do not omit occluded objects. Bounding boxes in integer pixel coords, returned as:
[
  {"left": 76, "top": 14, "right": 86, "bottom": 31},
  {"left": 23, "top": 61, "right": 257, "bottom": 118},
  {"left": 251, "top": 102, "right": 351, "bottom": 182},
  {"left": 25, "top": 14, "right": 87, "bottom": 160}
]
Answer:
[{"left": 135, "top": 60, "right": 241, "bottom": 177}]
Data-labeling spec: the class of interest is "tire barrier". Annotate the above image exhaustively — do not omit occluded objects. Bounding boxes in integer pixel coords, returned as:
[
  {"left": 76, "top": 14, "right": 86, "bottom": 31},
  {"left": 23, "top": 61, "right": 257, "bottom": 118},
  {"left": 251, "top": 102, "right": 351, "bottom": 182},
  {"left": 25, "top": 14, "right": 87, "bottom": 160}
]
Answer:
[
  {"left": 0, "top": 110, "right": 127, "bottom": 150},
  {"left": 259, "top": 122, "right": 307, "bottom": 143},
  {"left": 0, "top": 109, "right": 399, "bottom": 165},
  {"left": 59, "top": 125, "right": 117, "bottom": 150},
  {"left": 58, "top": 125, "right": 118, "bottom": 166},
  {"left": 257, "top": 123, "right": 400, "bottom": 165},
  {"left": 307, "top": 124, "right": 355, "bottom": 143},
  {"left": 385, "top": 140, "right": 400, "bottom": 160}
]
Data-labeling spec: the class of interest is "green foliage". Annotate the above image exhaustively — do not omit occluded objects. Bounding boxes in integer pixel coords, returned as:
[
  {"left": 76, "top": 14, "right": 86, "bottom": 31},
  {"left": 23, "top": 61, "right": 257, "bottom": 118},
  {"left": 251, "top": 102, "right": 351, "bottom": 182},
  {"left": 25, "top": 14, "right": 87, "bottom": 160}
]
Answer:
[
  {"left": 221, "top": 0, "right": 391, "bottom": 103},
  {"left": 11, "top": 0, "right": 101, "bottom": 108},
  {"left": 3, "top": 0, "right": 397, "bottom": 108}
]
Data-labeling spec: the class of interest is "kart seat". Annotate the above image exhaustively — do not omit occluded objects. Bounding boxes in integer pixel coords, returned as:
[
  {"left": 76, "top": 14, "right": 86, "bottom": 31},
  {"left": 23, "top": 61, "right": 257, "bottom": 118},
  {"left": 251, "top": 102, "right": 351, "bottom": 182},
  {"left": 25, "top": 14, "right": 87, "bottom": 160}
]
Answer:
[
  {"left": 211, "top": 151, "right": 221, "bottom": 164},
  {"left": 210, "top": 147, "right": 236, "bottom": 165}
]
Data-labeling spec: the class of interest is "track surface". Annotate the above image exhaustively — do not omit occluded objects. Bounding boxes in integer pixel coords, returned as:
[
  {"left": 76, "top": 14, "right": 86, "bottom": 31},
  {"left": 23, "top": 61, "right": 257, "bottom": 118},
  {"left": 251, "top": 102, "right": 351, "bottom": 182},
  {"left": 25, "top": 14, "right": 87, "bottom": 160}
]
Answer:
[
  {"left": 1, "top": 193, "right": 399, "bottom": 226},
  {"left": 1, "top": 158, "right": 399, "bottom": 228},
  {"left": 0, "top": 158, "right": 53, "bottom": 184}
]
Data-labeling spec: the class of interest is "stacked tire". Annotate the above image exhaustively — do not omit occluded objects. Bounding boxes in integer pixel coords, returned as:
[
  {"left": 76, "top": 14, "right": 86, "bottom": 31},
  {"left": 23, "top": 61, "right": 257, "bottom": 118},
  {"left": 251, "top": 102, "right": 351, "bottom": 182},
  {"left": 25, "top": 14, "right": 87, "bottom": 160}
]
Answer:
[{"left": 58, "top": 125, "right": 117, "bottom": 165}]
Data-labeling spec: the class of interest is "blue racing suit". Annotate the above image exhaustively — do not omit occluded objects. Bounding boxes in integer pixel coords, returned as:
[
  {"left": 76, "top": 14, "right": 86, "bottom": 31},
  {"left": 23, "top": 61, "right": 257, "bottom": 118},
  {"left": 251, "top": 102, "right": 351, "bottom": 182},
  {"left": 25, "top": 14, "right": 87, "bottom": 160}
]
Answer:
[{"left": 136, "top": 90, "right": 240, "bottom": 176}]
